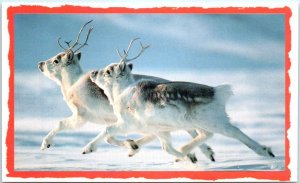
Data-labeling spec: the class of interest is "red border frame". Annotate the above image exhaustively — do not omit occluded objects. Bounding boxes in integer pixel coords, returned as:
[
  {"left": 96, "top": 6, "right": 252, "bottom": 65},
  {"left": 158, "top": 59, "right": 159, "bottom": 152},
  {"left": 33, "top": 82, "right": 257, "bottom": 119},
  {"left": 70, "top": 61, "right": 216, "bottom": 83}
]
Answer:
[{"left": 6, "top": 5, "right": 292, "bottom": 181}]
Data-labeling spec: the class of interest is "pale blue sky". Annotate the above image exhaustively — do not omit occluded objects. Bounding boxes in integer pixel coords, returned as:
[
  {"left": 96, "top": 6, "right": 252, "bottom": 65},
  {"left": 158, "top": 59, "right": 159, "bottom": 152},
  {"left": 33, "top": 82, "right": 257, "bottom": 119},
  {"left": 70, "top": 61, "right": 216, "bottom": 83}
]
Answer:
[
  {"left": 15, "top": 14, "right": 284, "bottom": 72},
  {"left": 14, "top": 14, "right": 285, "bottom": 118}
]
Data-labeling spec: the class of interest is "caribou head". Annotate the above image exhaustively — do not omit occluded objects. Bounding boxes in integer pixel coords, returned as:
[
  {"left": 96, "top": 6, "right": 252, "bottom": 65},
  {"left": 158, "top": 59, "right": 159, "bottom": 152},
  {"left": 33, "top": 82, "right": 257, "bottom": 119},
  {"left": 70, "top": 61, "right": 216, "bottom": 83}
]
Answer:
[
  {"left": 38, "top": 20, "right": 93, "bottom": 83},
  {"left": 90, "top": 38, "right": 149, "bottom": 88}
]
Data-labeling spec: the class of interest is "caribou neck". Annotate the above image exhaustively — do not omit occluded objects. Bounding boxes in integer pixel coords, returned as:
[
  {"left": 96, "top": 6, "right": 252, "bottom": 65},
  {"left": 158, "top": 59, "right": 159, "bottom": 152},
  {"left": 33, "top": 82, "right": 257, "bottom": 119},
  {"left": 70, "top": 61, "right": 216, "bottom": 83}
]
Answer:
[
  {"left": 111, "top": 75, "right": 135, "bottom": 103},
  {"left": 60, "top": 64, "right": 83, "bottom": 96}
]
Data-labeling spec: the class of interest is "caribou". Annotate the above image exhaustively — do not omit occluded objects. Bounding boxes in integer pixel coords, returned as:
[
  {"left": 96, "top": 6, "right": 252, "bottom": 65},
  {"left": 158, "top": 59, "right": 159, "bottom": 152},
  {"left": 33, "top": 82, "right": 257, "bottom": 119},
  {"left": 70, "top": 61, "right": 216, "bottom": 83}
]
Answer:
[{"left": 89, "top": 38, "right": 276, "bottom": 162}]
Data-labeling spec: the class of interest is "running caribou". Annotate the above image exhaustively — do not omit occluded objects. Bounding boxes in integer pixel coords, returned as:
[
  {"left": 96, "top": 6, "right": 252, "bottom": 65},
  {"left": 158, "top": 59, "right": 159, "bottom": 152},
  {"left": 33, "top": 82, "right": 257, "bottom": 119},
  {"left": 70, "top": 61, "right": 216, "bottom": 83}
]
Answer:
[{"left": 89, "top": 38, "right": 276, "bottom": 162}]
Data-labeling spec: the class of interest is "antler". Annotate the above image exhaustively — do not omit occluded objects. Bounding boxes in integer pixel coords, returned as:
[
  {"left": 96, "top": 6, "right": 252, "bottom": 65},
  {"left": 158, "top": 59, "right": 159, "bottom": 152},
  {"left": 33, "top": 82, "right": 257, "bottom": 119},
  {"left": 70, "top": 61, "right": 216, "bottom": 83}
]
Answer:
[
  {"left": 116, "top": 38, "right": 150, "bottom": 62},
  {"left": 73, "top": 26, "right": 93, "bottom": 52},
  {"left": 57, "top": 20, "right": 93, "bottom": 52},
  {"left": 57, "top": 37, "right": 67, "bottom": 50}
]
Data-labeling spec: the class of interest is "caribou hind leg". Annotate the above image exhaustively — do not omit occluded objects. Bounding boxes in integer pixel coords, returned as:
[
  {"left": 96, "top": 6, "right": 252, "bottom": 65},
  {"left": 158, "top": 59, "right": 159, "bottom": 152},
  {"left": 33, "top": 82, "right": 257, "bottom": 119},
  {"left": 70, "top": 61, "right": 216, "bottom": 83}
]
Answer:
[
  {"left": 157, "top": 130, "right": 212, "bottom": 164},
  {"left": 175, "top": 129, "right": 213, "bottom": 163},
  {"left": 187, "top": 130, "right": 215, "bottom": 162},
  {"left": 219, "top": 123, "right": 275, "bottom": 158}
]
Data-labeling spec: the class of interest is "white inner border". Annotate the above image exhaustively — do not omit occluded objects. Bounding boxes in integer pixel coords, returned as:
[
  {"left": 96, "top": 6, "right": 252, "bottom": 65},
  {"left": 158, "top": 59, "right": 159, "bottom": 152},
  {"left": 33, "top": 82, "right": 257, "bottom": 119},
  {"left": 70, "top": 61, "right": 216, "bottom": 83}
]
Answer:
[{"left": 1, "top": 1, "right": 299, "bottom": 182}]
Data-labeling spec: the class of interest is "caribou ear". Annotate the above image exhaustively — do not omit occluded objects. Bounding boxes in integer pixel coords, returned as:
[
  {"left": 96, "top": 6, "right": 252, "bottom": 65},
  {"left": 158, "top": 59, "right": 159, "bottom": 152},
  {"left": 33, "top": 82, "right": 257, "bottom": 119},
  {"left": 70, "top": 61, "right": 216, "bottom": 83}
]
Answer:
[
  {"left": 128, "top": 63, "right": 133, "bottom": 71},
  {"left": 119, "top": 61, "right": 126, "bottom": 71},
  {"left": 75, "top": 52, "right": 81, "bottom": 61},
  {"left": 65, "top": 50, "right": 75, "bottom": 61}
]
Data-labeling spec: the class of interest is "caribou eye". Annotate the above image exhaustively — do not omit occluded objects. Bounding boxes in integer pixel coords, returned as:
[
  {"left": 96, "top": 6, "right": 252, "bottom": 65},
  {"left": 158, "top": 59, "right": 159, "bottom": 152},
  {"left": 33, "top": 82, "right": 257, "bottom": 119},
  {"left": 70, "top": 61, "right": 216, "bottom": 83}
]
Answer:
[
  {"left": 53, "top": 60, "right": 59, "bottom": 64},
  {"left": 106, "top": 70, "right": 110, "bottom": 75}
]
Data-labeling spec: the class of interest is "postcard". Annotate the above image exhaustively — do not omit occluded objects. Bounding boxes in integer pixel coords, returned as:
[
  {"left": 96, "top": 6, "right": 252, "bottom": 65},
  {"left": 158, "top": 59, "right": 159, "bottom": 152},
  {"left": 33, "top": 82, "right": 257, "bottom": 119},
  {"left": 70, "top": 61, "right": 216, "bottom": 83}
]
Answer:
[{"left": 1, "top": 1, "right": 299, "bottom": 182}]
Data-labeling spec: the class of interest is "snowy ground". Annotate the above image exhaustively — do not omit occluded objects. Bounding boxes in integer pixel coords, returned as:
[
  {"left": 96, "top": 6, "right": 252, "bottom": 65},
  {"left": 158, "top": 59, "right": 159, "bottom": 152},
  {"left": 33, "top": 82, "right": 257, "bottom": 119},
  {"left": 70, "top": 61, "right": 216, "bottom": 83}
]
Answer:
[{"left": 14, "top": 70, "right": 285, "bottom": 171}]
